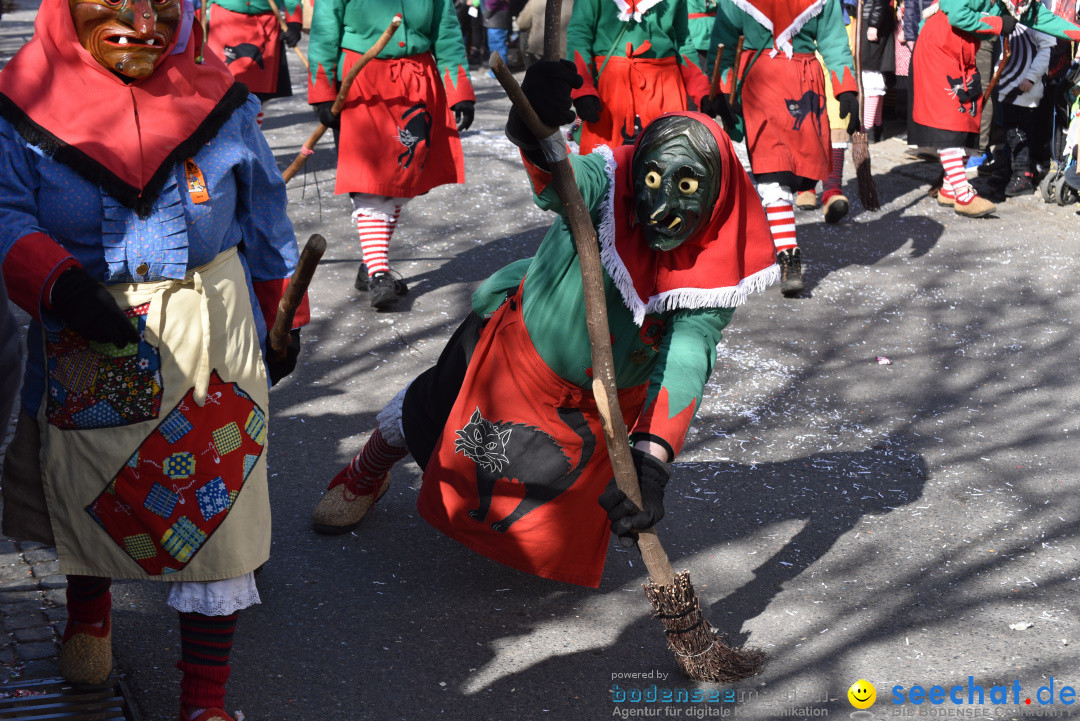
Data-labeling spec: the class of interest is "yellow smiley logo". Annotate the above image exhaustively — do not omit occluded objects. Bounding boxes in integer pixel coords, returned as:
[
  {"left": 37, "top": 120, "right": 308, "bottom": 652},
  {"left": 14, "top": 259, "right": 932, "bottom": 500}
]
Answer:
[{"left": 848, "top": 679, "right": 876, "bottom": 709}]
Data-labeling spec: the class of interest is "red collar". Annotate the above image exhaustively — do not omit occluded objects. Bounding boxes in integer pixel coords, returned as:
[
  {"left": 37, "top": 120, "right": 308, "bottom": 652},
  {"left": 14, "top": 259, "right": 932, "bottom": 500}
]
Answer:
[
  {"left": 600, "top": 112, "right": 778, "bottom": 326},
  {"left": 0, "top": 0, "right": 245, "bottom": 215},
  {"left": 730, "top": 0, "right": 827, "bottom": 55}
]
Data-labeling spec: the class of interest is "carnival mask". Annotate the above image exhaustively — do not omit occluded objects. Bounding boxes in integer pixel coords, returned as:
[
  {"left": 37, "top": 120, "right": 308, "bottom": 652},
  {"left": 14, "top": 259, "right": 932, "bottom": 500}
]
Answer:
[
  {"left": 69, "top": 0, "right": 182, "bottom": 78},
  {"left": 632, "top": 132, "right": 720, "bottom": 251}
]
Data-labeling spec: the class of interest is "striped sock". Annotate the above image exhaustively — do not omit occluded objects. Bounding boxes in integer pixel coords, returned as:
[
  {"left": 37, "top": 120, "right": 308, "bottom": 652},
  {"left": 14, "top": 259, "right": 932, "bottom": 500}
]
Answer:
[
  {"left": 255, "top": 111, "right": 264, "bottom": 127},
  {"left": 355, "top": 205, "right": 402, "bottom": 277},
  {"left": 823, "top": 147, "right": 846, "bottom": 201},
  {"left": 330, "top": 427, "right": 408, "bottom": 493},
  {"left": 862, "top": 96, "right": 882, "bottom": 133},
  {"left": 765, "top": 201, "right": 797, "bottom": 252},
  {"left": 177, "top": 611, "right": 238, "bottom": 711},
  {"left": 65, "top": 575, "right": 111, "bottom": 630},
  {"left": 939, "top": 148, "right": 973, "bottom": 203}
]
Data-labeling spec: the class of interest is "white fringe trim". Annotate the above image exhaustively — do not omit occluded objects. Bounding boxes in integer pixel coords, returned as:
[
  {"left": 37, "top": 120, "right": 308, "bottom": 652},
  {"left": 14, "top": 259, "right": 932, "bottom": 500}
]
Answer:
[
  {"left": 593, "top": 145, "right": 780, "bottom": 327},
  {"left": 613, "top": 0, "right": 664, "bottom": 21},
  {"left": 730, "top": 0, "right": 825, "bottom": 58}
]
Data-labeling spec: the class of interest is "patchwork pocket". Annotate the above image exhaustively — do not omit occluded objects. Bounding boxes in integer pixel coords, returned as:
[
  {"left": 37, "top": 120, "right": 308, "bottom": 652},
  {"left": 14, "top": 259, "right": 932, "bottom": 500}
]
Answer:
[{"left": 45, "top": 302, "right": 163, "bottom": 430}]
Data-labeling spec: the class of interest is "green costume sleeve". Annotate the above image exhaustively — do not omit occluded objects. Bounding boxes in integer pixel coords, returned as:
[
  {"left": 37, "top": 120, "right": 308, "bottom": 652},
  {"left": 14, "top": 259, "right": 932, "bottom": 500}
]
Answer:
[
  {"left": 306, "top": 0, "right": 346, "bottom": 101},
  {"left": 630, "top": 307, "right": 734, "bottom": 459},
  {"left": 814, "top": 0, "right": 859, "bottom": 96},
  {"left": 1022, "top": 1, "right": 1080, "bottom": 41},
  {"left": 938, "top": 0, "right": 1004, "bottom": 34},
  {"left": 430, "top": 0, "right": 476, "bottom": 105},
  {"left": 567, "top": 0, "right": 601, "bottom": 96},
  {"left": 707, "top": 1, "right": 752, "bottom": 92}
]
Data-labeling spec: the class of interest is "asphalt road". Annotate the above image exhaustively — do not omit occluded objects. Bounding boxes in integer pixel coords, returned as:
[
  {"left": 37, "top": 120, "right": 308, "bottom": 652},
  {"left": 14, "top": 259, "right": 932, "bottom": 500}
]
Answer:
[{"left": 4, "top": 8, "right": 1080, "bottom": 721}]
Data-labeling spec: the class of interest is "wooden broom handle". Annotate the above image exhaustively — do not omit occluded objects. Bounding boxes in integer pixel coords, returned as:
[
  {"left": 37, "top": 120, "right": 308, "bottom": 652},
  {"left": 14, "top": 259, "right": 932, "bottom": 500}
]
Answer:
[
  {"left": 983, "top": 35, "right": 1011, "bottom": 103},
  {"left": 727, "top": 35, "right": 745, "bottom": 106},
  {"left": 269, "top": 234, "right": 325, "bottom": 360},
  {"left": 266, "top": 0, "right": 310, "bottom": 70},
  {"left": 490, "top": 0, "right": 675, "bottom": 585},
  {"left": 281, "top": 14, "right": 402, "bottom": 182},
  {"left": 708, "top": 43, "right": 725, "bottom": 102}
]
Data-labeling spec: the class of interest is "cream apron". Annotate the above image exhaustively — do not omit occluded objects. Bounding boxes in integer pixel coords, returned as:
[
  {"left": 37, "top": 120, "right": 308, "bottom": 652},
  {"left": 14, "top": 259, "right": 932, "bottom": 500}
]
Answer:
[{"left": 38, "top": 248, "right": 271, "bottom": 581}]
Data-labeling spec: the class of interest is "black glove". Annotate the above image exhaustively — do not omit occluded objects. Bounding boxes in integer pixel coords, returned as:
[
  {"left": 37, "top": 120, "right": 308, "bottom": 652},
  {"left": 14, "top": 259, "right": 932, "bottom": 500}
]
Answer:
[
  {"left": 597, "top": 447, "right": 671, "bottom": 548},
  {"left": 315, "top": 101, "right": 340, "bottom": 130},
  {"left": 50, "top": 267, "right": 140, "bottom": 348},
  {"left": 452, "top": 100, "right": 475, "bottom": 132},
  {"left": 283, "top": 21, "right": 302, "bottom": 48},
  {"left": 266, "top": 328, "right": 301, "bottom": 386},
  {"left": 573, "top": 94, "right": 602, "bottom": 124},
  {"left": 698, "top": 93, "right": 738, "bottom": 130},
  {"left": 506, "top": 59, "right": 583, "bottom": 146},
  {"left": 999, "top": 12, "right": 1017, "bottom": 37},
  {"left": 837, "top": 91, "right": 861, "bottom": 134}
]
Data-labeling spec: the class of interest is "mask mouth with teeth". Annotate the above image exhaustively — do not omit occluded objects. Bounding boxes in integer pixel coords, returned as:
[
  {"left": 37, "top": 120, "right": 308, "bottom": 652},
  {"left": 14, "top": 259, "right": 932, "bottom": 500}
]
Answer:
[
  {"left": 631, "top": 116, "right": 722, "bottom": 252},
  {"left": 69, "top": 0, "right": 181, "bottom": 78},
  {"left": 1003, "top": 0, "right": 1032, "bottom": 19}
]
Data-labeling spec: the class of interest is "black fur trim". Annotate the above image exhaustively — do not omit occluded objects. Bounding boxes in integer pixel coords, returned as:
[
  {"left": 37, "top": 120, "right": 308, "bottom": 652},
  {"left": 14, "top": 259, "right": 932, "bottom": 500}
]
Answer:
[{"left": 0, "top": 82, "right": 250, "bottom": 218}]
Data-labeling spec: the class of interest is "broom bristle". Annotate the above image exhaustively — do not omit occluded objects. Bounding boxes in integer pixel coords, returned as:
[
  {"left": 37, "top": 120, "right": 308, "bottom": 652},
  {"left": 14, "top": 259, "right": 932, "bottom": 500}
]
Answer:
[
  {"left": 851, "top": 132, "right": 882, "bottom": 211},
  {"left": 643, "top": 570, "right": 766, "bottom": 683}
]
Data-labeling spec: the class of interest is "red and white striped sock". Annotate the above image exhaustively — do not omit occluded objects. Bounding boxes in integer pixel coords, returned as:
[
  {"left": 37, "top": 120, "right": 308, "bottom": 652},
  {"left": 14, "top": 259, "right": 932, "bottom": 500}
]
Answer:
[
  {"left": 355, "top": 205, "right": 402, "bottom": 277},
  {"left": 765, "top": 201, "right": 798, "bottom": 252},
  {"left": 255, "top": 111, "right": 264, "bottom": 127},
  {"left": 329, "top": 427, "right": 409, "bottom": 493},
  {"left": 862, "top": 95, "right": 882, "bottom": 133},
  {"left": 940, "top": 148, "right": 974, "bottom": 203}
]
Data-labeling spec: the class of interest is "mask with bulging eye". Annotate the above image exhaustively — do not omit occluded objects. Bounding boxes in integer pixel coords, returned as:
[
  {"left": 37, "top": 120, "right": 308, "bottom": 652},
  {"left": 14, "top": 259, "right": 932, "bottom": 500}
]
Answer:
[
  {"left": 69, "top": 0, "right": 182, "bottom": 78},
  {"left": 632, "top": 132, "right": 720, "bottom": 252}
]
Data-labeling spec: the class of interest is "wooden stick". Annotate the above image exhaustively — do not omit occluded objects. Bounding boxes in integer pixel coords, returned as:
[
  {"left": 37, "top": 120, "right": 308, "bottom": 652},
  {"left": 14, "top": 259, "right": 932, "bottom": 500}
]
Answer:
[
  {"left": 198, "top": 0, "right": 209, "bottom": 63},
  {"left": 269, "top": 234, "right": 325, "bottom": 360},
  {"left": 266, "top": 0, "right": 309, "bottom": 70},
  {"left": 983, "top": 35, "right": 1011, "bottom": 103},
  {"left": 708, "top": 43, "right": 725, "bottom": 102},
  {"left": 490, "top": 58, "right": 673, "bottom": 587},
  {"left": 727, "top": 35, "right": 745, "bottom": 106},
  {"left": 281, "top": 14, "right": 402, "bottom": 182}
]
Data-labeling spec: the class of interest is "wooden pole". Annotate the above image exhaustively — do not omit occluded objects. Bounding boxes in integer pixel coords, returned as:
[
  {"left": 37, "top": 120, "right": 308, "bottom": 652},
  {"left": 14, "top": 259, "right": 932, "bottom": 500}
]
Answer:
[
  {"left": 269, "top": 234, "right": 326, "bottom": 360},
  {"left": 280, "top": 14, "right": 401, "bottom": 182},
  {"left": 707, "top": 43, "right": 725, "bottom": 102}
]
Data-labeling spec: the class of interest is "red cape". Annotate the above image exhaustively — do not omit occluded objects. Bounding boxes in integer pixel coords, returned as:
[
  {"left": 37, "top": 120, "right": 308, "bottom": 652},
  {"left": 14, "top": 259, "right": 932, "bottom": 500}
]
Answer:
[
  {"left": 0, "top": 0, "right": 247, "bottom": 215},
  {"left": 599, "top": 111, "right": 778, "bottom": 326}
]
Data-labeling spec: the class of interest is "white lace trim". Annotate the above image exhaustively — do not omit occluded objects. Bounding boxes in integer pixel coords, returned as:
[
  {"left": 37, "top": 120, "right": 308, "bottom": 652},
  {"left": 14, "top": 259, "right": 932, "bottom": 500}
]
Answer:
[{"left": 167, "top": 572, "right": 261, "bottom": 615}]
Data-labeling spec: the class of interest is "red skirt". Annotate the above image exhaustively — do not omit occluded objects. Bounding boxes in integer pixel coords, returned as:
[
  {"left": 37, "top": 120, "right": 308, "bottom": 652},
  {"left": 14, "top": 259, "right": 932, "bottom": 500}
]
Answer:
[
  {"left": 580, "top": 56, "right": 688, "bottom": 154},
  {"left": 205, "top": 6, "right": 283, "bottom": 95},
  {"left": 911, "top": 12, "right": 982, "bottom": 135},
  {"left": 741, "top": 51, "right": 831, "bottom": 180},
  {"left": 416, "top": 287, "right": 647, "bottom": 587},
  {"left": 335, "top": 53, "right": 464, "bottom": 198}
]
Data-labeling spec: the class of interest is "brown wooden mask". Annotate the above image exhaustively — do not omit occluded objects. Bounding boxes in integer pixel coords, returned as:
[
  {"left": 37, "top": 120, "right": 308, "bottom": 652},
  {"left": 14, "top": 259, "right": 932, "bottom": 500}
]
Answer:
[{"left": 69, "top": 0, "right": 182, "bottom": 78}]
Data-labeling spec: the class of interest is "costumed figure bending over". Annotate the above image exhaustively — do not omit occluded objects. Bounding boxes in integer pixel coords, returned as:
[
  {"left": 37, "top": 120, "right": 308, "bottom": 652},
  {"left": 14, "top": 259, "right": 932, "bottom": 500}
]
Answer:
[
  {"left": 0, "top": 1, "right": 309, "bottom": 719},
  {"left": 708, "top": 0, "right": 860, "bottom": 296},
  {"left": 201, "top": 0, "right": 304, "bottom": 126},
  {"left": 910, "top": 0, "right": 1080, "bottom": 217},
  {"left": 566, "top": 0, "right": 716, "bottom": 153},
  {"left": 307, "top": 0, "right": 476, "bottom": 310},
  {"left": 310, "top": 61, "right": 778, "bottom": 588}
]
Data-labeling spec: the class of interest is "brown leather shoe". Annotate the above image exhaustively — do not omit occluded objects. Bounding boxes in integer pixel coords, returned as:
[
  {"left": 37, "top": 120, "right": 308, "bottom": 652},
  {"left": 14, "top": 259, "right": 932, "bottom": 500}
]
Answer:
[
  {"left": 936, "top": 190, "right": 955, "bottom": 206},
  {"left": 795, "top": 190, "right": 819, "bottom": 210},
  {"left": 953, "top": 194, "right": 996, "bottom": 218},
  {"left": 59, "top": 615, "right": 112, "bottom": 686},
  {"left": 312, "top": 467, "right": 392, "bottom": 534}
]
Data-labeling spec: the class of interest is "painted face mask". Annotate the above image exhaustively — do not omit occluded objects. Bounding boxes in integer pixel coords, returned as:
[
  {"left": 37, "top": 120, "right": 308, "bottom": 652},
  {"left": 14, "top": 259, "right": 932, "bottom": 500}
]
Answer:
[
  {"left": 1002, "top": 0, "right": 1032, "bottom": 19},
  {"left": 632, "top": 134, "right": 720, "bottom": 251},
  {"left": 69, "top": 0, "right": 182, "bottom": 78}
]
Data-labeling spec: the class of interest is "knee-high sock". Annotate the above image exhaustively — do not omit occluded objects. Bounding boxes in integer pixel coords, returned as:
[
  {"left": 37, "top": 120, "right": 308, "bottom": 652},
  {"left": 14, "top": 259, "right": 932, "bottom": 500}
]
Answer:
[
  {"left": 64, "top": 575, "right": 112, "bottom": 639},
  {"left": 758, "top": 182, "right": 797, "bottom": 252},
  {"left": 330, "top": 427, "right": 409, "bottom": 493},
  {"left": 863, "top": 95, "right": 883, "bottom": 131},
  {"left": 939, "top": 147, "right": 973, "bottom": 202},
  {"left": 177, "top": 611, "right": 238, "bottom": 711},
  {"left": 823, "top": 146, "right": 847, "bottom": 201},
  {"left": 353, "top": 205, "right": 402, "bottom": 277}
]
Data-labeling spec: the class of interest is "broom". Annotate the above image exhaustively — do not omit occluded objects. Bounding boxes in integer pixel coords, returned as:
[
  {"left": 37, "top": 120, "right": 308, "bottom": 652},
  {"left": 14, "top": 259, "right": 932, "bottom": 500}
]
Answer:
[
  {"left": 266, "top": 0, "right": 310, "bottom": 70},
  {"left": 488, "top": 0, "right": 765, "bottom": 684},
  {"left": 281, "top": 14, "right": 402, "bottom": 182},
  {"left": 851, "top": 0, "right": 882, "bottom": 210},
  {"left": 268, "top": 234, "right": 325, "bottom": 361}
]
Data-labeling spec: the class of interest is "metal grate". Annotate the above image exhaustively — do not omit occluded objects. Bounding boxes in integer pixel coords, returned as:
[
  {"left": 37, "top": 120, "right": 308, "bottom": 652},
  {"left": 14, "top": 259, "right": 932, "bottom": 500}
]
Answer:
[{"left": 0, "top": 676, "right": 140, "bottom": 720}]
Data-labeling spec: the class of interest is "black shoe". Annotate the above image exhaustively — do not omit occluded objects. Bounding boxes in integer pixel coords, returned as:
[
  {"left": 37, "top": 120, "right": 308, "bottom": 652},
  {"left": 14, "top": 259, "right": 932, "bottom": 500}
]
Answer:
[
  {"left": 1004, "top": 172, "right": 1036, "bottom": 197},
  {"left": 368, "top": 271, "right": 408, "bottom": 310},
  {"left": 354, "top": 264, "right": 369, "bottom": 292},
  {"left": 977, "top": 153, "right": 1005, "bottom": 177},
  {"left": 776, "top": 248, "right": 804, "bottom": 297}
]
